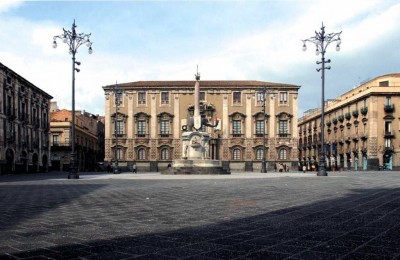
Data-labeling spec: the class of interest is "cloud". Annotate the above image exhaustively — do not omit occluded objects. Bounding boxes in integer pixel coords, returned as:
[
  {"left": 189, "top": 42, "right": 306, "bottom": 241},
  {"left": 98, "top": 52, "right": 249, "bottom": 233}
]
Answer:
[
  {"left": 0, "top": 0, "right": 22, "bottom": 13},
  {"left": 0, "top": 0, "right": 399, "bottom": 117}
]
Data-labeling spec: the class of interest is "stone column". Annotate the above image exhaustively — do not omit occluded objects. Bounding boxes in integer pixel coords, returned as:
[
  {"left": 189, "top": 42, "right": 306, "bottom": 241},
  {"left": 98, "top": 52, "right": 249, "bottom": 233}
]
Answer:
[{"left": 194, "top": 78, "right": 201, "bottom": 130}]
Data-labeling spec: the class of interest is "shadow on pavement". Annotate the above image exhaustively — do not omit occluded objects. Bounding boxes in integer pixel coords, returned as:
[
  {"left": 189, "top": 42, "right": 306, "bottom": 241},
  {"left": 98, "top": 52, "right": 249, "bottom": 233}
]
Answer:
[{"left": 1, "top": 186, "right": 399, "bottom": 259}]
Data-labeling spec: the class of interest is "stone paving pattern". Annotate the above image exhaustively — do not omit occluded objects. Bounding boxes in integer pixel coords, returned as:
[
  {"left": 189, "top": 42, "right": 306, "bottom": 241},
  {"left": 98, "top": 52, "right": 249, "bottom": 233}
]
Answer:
[{"left": 0, "top": 171, "right": 399, "bottom": 259}]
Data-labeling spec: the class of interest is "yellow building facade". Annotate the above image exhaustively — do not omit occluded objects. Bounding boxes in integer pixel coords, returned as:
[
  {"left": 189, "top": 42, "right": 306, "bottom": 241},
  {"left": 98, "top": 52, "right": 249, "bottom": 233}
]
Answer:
[
  {"left": 49, "top": 104, "right": 105, "bottom": 172},
  {"left": 298, "top": 73, "right": 400, "bottom": 171},
  {"left": 103, "top": 80, "right": 300, "bottom": 172}
]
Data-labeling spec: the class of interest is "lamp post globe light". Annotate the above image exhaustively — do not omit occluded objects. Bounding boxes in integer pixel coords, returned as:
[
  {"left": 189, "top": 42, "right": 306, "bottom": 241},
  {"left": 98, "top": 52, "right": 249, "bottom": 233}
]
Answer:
[
  {"left": 52, "top": 20, "right": 93, "bottom": 179},
  {"left": 302, "top": 23, "right": 341, "bottom": 176}
]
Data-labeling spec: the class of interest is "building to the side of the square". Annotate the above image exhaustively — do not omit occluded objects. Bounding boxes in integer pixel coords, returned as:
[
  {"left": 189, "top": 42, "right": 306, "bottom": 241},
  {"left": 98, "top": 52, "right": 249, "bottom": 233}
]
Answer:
[
  {"left": 49, "top": 102, "right": 105, "bottom": 172},
  {"left": 103, "top": 80, "right": 300, "bottom": 172},
  {"left": 0, "top": 62, "right": 53, "bottom": 174},
  {"left": 298, "top": 73, "right": 400, "bottom": 171}
]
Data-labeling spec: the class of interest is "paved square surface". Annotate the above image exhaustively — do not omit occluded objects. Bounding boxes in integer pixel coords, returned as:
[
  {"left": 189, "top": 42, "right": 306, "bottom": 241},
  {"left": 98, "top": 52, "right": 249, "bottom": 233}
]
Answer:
[{"left": 0, "top": 171, "right": 399, "bottom": 259}]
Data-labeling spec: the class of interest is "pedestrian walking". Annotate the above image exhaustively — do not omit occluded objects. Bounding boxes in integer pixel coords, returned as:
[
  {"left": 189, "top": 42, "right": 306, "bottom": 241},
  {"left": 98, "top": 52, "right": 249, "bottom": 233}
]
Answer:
[{"left": 132, "top": 163, "right": 137, "bottom": 173}]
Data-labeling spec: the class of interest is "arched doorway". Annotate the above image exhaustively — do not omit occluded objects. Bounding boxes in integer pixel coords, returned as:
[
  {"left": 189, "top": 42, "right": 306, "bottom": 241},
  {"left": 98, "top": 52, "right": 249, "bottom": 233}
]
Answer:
[
  {"left": 31, "top": 153, "right": 38, "bottom": 173},
  {"left": 339, "top": 154, "right": 344, "bottom": 171},
  {"left": 42, "top": 154, "right": 48, "bottom": 173},
  {"left": 362, "top": 153, "right": 367, "bottom": 170},
  {"left": 5, "top": 148, "right": 14, "bottom": 174},
  {"left": 354, "top": 155, "right": 359, "bottom": 171},
  {"left": 21, "top": 151, "right": 28, "bottom": 173},
  {"left": 346, "top": 153, "right": 352, "bottom": 170},
  {"left": 383, "top": 152, "right": 393, "bottom": 170},
  {"left": 51, "top": 154, "right": 61, "bottom": 171}
]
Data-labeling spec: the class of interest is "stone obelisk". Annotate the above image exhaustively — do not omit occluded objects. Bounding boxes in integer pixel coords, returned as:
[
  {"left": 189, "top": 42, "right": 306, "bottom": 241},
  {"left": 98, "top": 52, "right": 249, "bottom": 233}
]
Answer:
[{"left": 193, "top": 69, "right": 201, "bottom": 130}]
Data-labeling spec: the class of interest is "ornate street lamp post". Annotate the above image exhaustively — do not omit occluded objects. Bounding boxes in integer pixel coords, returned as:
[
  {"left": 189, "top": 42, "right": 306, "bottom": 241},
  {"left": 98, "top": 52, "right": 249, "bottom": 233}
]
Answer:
[
  {"left": 53, "top": 20, "right": 93, "bottom": 179},
  {"left": 113, "top": 83, "right": 122, "bottom": 174},
  {"left": 260, "top": 87, "right": 274, "bottom": 173},
  {"left": 302, "top": 23, "right": 341, "bottom": 176}
]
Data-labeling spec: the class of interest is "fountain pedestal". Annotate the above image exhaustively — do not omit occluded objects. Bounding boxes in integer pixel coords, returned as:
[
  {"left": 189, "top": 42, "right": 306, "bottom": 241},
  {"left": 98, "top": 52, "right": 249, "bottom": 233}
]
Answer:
[
  {"left": 162, "top": 67, "right": 229, "bottom": 175},
  {"left": 162, "top": 131, "right": 230, "bottom": 175}
]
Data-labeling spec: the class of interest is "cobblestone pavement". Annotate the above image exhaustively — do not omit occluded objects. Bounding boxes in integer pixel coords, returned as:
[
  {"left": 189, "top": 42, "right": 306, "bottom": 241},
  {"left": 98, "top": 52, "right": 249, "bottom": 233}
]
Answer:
[{"left": 0, "top": 171, "right": 399, "bottom": 259}]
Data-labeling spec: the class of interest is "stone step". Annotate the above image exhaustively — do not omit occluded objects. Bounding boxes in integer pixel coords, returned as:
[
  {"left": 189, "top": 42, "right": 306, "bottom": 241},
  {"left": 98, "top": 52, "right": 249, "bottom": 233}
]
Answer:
[{"left": 162, "top": 166, "right": 230, "bottom": 175}]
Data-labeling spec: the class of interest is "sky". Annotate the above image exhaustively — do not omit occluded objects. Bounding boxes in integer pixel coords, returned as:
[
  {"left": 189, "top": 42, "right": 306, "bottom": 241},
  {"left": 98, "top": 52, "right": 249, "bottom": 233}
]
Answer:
[{"left": 1, "top": 0, "right": 399, "bottom": 116}]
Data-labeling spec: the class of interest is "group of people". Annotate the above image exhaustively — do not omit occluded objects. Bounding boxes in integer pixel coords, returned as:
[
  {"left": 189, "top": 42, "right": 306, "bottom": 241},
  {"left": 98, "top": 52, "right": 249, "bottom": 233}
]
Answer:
[
  {"left": 105, "top": 163, "right": 137, "bottom": 173},
  {"left": 274, "top": 163, "right": 290, "bottom": 172}
]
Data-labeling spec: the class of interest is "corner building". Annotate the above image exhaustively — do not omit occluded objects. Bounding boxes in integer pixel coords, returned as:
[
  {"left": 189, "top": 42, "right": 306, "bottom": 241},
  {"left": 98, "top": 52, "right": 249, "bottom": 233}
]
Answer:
[
  {"left": 298, "top": 73, "right": 400, "bottom": 171},
  {"left": 49, "top": 105, "right": 105, "bottom": 172},
  {"left": 0, "top": 62, "right": 52, "bottom": 174},
  {"left": 103, "top": 81, "right": 300, "bottom": 172}
]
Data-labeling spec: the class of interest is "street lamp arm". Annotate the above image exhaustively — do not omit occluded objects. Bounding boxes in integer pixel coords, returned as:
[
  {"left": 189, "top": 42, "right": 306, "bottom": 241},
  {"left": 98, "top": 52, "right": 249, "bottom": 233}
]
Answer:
[
  {"left": 302, "top": 24, "right": 342, "bottom": 55},
  {"left": 52, "top": 21, "right": 93, "bottom": 55}
]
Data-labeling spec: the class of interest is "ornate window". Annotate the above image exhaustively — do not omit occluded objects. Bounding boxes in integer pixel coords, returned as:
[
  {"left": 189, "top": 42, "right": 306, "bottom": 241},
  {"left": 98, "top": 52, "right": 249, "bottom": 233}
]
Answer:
[
  {"left": 233, "top": 91, "right": 241, "bottom": 104},
  {"left": 161, "top": 92, "right": 169, "bottom": 105},
  {"left": 161, "top": 147, "right": 170, "bottom": 160},
  {"left": 116, "top": 121, "right": 124, "bottom": 136},
  {"left": 276, "top": 112, "right": 292, "bottom": 138},
  {"left": 112, "top": 112, "right": 128, "bottom": 138},
  {"left": 137, "top": 121, "right": 146, "bottom": 137},
  {"left": 134, "top": 112, "right": 150, "bottom": 138},
  {"left": 279, "top": 92, "right": 288, "bottom": 104},
  {"left": 255, "top": 120, "right": 264, "bottom": 136},
  {"left": 385, "top": 121, "right": 392, "bottom": 134},
  {"left": 199, "top": 91, "right": 206, "bottom": 102},
  {"left": 52, "top": 135, "right": 59, "bottom": 145},
  {"left": 232, "top": 120, "right": 241, "bottom": 137},
  {"left": 279, "top": 120, "right": 288, "bottom": 137},
  {"left": 157, "top": 112, "right": 174, "bottom": 138},
  {"left": 115, "top": 90, "right": 123, "bottom": 106},
  {"left": 385, "top": 138, "right": 391, "bottom": 148},
  {"left": 256, "top": 148, "right": 264, "bottom": 160},
  {"left": 254, "top": 112, "right": 268, "bottom": 137},
  {"left": 386, "top": 96, "right": 391, "bottom": 105},
  {"left": 279, "top": 148, "right": 287, "bottom": 160},
  {"left": 116, "top": 147, "right": 123, "bottom": 160},
  {"left": 229, "top": 112, "right": 246, "bottom": 138},
  {"left": 160, "top": 120, "right": 169, "bottom": 137},
  {"left": 137, "top": 147, "right": 146, "bottom": 160},
  {"left": 138, "top": 91, "right": 146, "bottom": 105},
  {"left": 232, "top": 148, "right": 242, "bottom": 160},
  {"left": 256, "top": 91, "right": 265, "bottom": 105}
]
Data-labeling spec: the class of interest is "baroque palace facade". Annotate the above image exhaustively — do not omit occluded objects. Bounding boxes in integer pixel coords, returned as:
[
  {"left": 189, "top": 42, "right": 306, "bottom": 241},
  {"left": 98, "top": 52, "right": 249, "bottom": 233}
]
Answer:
[
  {"left": 103, "top": 80, "right": 300, "bottom": 172},
  {"left": 0, "top": 62, "right": 52, "bottom": 174},
  {"left": 298, "top": 73, "right": 400, "bottom": 171}
]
